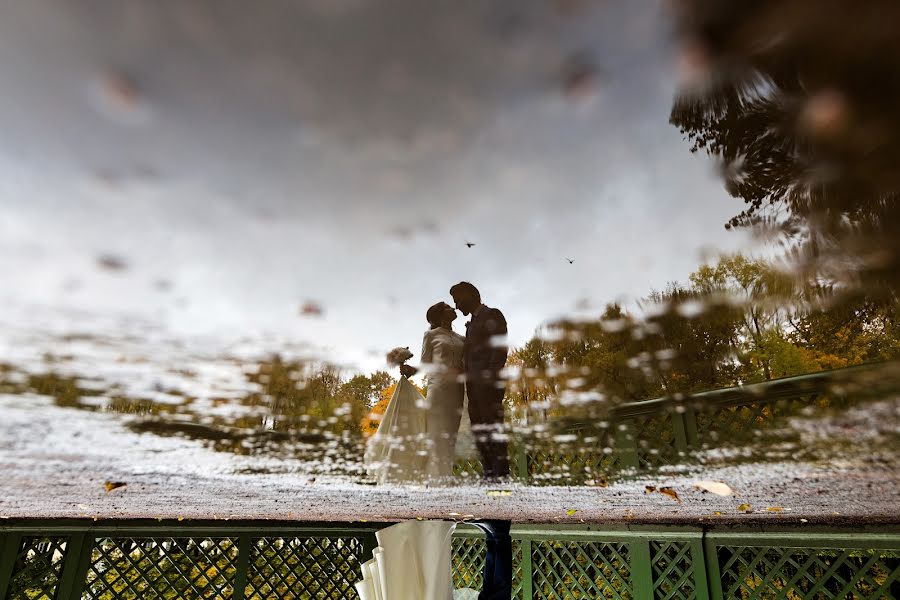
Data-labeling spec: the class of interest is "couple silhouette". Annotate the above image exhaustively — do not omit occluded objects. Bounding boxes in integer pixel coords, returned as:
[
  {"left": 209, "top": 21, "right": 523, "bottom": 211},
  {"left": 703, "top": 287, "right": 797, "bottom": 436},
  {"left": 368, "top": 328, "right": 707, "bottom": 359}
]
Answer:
[{"left": 361, "top": 282, "right": 512, "bottom": 600}]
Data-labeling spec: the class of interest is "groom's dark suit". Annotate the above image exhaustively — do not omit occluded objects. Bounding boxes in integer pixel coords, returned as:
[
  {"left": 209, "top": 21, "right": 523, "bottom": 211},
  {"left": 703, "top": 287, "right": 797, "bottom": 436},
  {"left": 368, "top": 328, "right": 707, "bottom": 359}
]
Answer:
[
  {"left": 464, "top": 303, "right": 509, "bottom": 478},
  {"left": 464, "top": 303, "right": 512, "bottom": 600}
]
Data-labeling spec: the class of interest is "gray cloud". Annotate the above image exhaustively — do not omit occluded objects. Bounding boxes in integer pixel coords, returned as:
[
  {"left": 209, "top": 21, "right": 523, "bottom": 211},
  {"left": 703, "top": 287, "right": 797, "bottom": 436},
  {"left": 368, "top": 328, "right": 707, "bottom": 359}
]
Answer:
[{"left": 0, "top": 0, "right": 754, "bottom": 372}]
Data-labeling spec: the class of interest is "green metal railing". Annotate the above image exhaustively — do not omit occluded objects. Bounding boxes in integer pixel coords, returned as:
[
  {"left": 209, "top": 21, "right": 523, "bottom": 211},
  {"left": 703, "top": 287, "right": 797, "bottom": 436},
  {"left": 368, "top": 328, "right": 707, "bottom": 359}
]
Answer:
[
  {"left": 1, "top": 522, "right": 897, "bottom": 599},
  {"left": 455, "top": 364, "right": 888, "bottom": 485}
]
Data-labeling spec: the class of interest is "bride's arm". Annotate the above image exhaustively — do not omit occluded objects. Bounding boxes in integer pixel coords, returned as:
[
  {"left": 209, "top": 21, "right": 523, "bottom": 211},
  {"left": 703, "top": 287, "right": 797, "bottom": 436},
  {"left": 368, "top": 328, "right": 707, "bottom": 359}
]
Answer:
[
  {"left": 420, "top": 330, "right": 434, "bottom": 365},
  {"left": 400, "top": 331, "right": 433, "bottom": 378}
]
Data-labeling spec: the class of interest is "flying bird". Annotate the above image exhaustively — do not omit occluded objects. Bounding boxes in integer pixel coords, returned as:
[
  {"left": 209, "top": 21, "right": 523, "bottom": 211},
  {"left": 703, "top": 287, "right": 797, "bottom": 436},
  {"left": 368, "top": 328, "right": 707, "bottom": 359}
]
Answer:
[
  {"left": 465, "top": 242, "right": 476, "bottom": 248},
  {"left": 566, "top": 258, "right": 575, "bottom": 264}
]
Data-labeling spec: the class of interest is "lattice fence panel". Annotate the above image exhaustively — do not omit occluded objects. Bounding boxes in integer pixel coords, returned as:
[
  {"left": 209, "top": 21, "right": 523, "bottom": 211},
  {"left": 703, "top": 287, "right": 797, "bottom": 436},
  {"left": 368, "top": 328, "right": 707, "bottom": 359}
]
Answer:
[
  {"left": 634, "top": 414, "right": 681, "bottom": 470},
  {"left": 717, "top": 545, "right": 900, "bottom": 599},
  {"left": 245, "top": 535, "right": 364, "bottom": 599},
  {"left": 693, "top": 394, "right": 825, "bottom": 450},
  {"left": 83, "top": 537, "right": 238, "bottom": 599},
  {"left": 511, "top": 540, "right": 524, "bottom": 599},
  {"left": 531, "top": 540, "right": 632, "bottom": 599},
  {"left": 450, "top": 534, "right": 523, "bottom": 597},
  {"left": 651, "top": 541, "right": 696, "bottom": 600},
  {"left": 451, "top": 536, "right": 484, "bottom": 592},
  {"left": 525, "top": 426, "right": 620, "bottom": 486},
  {"left": 453, "top": 458, "right": 483, "bottom": 479},
  {"left": 4, "top": 536, "right": 69, "bottom": 600}
]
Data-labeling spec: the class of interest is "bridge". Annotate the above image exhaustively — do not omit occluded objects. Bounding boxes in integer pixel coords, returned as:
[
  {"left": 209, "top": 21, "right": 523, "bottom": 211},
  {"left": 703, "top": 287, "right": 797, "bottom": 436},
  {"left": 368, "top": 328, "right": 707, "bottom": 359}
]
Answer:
[{"left": 2, "top": 365, "right": 898, "bottom": 598}]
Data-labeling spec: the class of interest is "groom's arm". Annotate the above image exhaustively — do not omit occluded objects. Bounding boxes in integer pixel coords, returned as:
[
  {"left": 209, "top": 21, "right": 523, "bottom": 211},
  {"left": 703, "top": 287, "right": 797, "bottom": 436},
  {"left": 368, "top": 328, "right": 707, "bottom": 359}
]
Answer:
[{"left": 485, "top": 308, "right": 509, "bottom": 373}]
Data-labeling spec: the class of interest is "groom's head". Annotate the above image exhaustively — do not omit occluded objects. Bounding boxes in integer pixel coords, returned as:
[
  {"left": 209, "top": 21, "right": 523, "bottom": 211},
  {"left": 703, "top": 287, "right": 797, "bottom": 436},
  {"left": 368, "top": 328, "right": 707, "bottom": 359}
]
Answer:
[{"left": 450, "top": 281, "right": 481, "bottom": 316}]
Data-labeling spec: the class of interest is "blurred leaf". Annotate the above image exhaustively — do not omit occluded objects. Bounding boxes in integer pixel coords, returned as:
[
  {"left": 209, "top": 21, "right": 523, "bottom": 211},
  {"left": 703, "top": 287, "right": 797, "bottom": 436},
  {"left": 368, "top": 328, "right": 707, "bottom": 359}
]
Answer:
[
  {"left": 693, "top": 481, "right": 734, "bottom": 496},
  {"left": 103, "top": 481, "right": 126, "bottom": 493},
  {"left": 659, "top": 487, "right": 682, "bottom": 503}
]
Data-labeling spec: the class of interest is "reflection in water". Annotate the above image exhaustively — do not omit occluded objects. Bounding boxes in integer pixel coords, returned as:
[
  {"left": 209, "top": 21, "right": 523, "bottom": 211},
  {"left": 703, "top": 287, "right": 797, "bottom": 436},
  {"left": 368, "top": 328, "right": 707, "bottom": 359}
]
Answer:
[{"left": 0, "top": 0, "right": 898, "bottom": 501}]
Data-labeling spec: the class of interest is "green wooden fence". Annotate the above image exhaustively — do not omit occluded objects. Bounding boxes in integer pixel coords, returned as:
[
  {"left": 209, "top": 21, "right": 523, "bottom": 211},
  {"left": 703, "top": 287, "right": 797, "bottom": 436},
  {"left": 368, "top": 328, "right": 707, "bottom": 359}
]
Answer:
[
  {"left": 455, "top": 364, "right": 886, "bottom": 485},
  {"left": 1, "top": 522, "right": 897, "bottom": 599}
]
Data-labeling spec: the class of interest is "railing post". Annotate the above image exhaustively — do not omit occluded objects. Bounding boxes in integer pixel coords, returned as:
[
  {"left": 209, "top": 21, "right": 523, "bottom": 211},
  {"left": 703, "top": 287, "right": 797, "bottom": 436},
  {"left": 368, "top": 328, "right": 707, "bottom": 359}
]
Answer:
[
  {"left": 360, "top": 526, "right": 380, "bottom": 582},
  {"left": 689, "top": 537, "right": 711, "bottom": 600},
  {"left": 615, "top": 420, "right": 640, "bottom": 471},
  {"left": 57, "top": 533, "right": 94, "bottom": 600},
  {"left": 703, "top": 535, "right": 724, "bottom": 600},
  {"left": 233, "top": 533, "right": 252, "bottom": 600},
  {"left": 0, "top": 533, "right": 22, "bottom": 599},
  {"left": 520, "top": 538, "right": 533, "bottom": 599},
  {"left": 671, "top": 410, "right": 689, "bottom": 457},
  {"left": 515, "top": 441, "right": 529, "bottom": 483},
  {"left": 684, "top": 405, "right": 700, "bottom": 447},
  {"left": 629, "top": 539, "right": 653, "bottom": 600}
]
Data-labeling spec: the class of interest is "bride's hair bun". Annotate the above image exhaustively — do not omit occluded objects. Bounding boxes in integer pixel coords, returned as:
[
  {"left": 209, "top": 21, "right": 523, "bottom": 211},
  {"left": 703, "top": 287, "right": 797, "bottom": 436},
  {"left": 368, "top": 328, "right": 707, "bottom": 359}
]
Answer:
[{"left": 426, "top": 302, "right": 446, "bottom": 328}]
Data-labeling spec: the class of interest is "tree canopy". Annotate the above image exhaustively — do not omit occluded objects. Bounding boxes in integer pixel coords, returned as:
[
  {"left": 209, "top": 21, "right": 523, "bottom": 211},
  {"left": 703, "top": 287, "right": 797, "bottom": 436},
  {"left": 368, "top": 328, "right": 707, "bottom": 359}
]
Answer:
[{"left": 669, "top": 0, "right": 900, "bottom": 295}]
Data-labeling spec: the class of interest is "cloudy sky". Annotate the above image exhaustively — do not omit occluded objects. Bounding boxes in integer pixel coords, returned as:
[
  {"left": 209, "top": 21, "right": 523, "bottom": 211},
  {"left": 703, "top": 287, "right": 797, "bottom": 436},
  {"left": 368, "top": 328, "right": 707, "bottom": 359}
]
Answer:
[{"left": 0, "top": 0, "right": 753, "bottom": 373}]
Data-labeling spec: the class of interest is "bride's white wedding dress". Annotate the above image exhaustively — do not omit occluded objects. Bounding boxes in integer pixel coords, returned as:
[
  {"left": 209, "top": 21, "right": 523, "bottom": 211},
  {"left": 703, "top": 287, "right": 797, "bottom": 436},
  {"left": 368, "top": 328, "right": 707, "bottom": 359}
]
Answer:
[
  {"left": 365, "top": 326, "right": 469, "bottom": 485},
  {"left": 359, "top": 327, "right": 479, "bottom": 599}
]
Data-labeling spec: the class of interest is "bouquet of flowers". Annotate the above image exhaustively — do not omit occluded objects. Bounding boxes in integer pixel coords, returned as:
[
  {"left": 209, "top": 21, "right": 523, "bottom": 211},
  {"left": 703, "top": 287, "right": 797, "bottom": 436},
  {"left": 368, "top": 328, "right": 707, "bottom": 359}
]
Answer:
[{"left": 385, "top": 346, "right": 413, "bottom": 367}]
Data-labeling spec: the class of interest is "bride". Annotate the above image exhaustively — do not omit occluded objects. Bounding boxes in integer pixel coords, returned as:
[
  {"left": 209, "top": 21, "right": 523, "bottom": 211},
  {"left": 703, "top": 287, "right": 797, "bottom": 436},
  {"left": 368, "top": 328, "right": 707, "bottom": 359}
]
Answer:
[
  {"left": 365, "top": 301, "right": 468, "bottom": 485},
  {"left": 358, "top": 302, "right": 478, "bottom": 600}
]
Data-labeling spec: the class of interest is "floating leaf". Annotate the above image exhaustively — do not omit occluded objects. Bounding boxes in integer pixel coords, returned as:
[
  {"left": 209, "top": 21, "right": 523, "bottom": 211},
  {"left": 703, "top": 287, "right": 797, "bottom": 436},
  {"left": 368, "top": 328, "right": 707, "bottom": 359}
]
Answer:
[
  {"left": 644, "top": 485, "right": 657, "bottom": 494},
  {"left": 299, "top": 301, "right": 324, "bottom": 317},
  {"left": 766, "top": 506, "right": 784, "bottom": 512},
  {"left": 693, "top": 480, "right": 734, "bottom": 496},
  {"left": 97, "top": 254, "right": 128, "bottom": 272},
  {"left": 737, "top": 503, "right": 751, "bottom": 512},
  {"left": 104, "top": 481, "right": 127, "bottom": 493},
  {"left": 486, "top": 490, "right": 512, "bottom": 497},
  {"left": 566, "top": 509, "right": 578, "bottom": 516},
  {"left": 659, "top": 487, "right": 682, "bottom": 503}
]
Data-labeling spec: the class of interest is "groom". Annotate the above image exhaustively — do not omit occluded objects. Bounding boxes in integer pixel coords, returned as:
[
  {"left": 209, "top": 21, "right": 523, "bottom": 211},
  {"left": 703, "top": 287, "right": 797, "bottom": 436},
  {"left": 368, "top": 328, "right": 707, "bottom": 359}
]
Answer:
[
  {"left": 400, "top": 281, "right": 512, "bottom": 599},
  {"left": 450, "top": 281, "right": 512, "bottom": 600},
  {"left": 449, "top": 281, "right": 509, "bottom": 479}
]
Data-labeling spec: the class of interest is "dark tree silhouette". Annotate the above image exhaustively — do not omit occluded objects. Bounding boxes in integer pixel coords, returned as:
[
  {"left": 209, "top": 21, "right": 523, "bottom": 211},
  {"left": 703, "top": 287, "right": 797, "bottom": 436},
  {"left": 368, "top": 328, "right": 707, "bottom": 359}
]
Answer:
[{"left": 669, "top": 0, "right": 900, "bottom": 294}]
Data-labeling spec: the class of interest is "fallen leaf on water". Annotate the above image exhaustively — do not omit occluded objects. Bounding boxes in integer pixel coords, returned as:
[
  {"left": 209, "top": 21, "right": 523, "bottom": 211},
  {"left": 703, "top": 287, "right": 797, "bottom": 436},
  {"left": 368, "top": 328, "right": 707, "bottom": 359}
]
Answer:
[
  {"left": 644, "top": 486, "right": 657, "bottom": 494},
  {"left": 659, "top": 487, "right": 682, "bottom": 503},
  {"left": 486, "top": 490, "right": 512, "bottom": 497},
  {"left": 766, "top": 507, "right": 784, "bottom": 512},
  {"left": 77, "top": 504, "right": 89, "bottom": 510},
  {"left": 101, "top": 71, "right": 141, "bottom": 110},
  {"left": 97, "top": 254, "right": 128, "bottom": 272},
  {"left": 714, "top": 511, "right": 722, "bottom": 516},
  {"left": 299, "top": 301, "right": 324, "bottom": 317},
  {"left": 104, "top": 481, "right": 127, "bottom": 493},
  {"left": 566, "top": 509, "right": 578, "bottom": 516},
  {"left": 693, "top": 481, "right": 734, "bottom": 496},
  {"left": 737, "top": 503, "right": 751, "bottom": 512}
]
